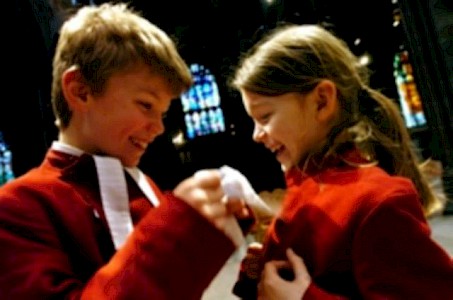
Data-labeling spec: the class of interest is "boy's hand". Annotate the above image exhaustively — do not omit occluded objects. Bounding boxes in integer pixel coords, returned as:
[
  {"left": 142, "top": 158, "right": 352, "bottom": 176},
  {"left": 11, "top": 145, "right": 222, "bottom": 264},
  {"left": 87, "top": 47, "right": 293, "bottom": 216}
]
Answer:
[{"left": 173, "top": 169, "right": 248, "bottom": 231}]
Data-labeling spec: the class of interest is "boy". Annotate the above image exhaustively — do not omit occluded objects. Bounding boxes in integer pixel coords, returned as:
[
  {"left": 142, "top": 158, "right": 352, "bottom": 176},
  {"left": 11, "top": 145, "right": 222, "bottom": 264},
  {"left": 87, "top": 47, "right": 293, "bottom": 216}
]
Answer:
[{"left": 0, "top": 3, "right": 250, "bottom": 299}]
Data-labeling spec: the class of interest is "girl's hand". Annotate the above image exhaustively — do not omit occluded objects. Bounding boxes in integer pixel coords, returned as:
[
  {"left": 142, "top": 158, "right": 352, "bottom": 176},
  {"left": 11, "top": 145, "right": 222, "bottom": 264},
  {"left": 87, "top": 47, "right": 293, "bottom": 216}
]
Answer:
[{"left": 257, "top": 248, "right": 311, "bottom": 300}]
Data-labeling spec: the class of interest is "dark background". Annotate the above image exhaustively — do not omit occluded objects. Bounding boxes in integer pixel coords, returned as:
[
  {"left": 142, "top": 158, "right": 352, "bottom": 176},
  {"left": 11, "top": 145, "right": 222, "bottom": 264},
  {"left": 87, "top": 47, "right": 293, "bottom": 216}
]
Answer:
[{"left": 4, "top": 0, "right": 451, "bottom": 198}]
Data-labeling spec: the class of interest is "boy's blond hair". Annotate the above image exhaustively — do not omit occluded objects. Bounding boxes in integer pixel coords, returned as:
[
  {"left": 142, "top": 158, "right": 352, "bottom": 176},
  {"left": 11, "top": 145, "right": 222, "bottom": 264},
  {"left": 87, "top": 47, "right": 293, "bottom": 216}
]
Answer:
[{"left": 52, "top": 3, "right": 192, "bottom": 128}]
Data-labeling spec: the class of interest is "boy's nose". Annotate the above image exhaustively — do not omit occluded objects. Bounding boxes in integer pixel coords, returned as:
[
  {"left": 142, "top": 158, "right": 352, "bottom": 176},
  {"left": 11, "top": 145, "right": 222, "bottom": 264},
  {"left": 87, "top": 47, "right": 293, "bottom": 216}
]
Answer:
[{"left": 147, "top": 118, "right": 165, "bottom": 137}]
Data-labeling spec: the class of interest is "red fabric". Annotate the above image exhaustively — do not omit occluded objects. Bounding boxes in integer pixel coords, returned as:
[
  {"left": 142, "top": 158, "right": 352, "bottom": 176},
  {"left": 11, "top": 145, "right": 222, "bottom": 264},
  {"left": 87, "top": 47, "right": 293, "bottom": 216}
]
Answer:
[
  {"left": 236, "top": 163, "right": 453, "bottom": 299},
  {"left": 0, "top": 149, "right": 236, "bottom": 299}
]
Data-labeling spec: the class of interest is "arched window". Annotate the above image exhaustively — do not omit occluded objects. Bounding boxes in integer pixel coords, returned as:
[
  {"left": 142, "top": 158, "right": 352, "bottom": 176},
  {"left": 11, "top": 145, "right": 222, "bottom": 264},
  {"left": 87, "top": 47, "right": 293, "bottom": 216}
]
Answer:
[
  {"left": 0, "top": 132, "right": 14, "bottom": 186},
  {"left": 393, "top": 50, "right": 427, "bottom": 128},
  {"left": 180, "top": 63, "right": 226, "bottom": 139}
]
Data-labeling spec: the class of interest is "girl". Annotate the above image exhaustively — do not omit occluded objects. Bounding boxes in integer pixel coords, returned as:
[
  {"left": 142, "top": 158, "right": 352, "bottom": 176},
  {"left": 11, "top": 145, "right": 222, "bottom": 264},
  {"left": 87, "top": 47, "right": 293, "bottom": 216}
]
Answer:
[{"left": 231, "top": 24, "right": 453, "bottom": 299}]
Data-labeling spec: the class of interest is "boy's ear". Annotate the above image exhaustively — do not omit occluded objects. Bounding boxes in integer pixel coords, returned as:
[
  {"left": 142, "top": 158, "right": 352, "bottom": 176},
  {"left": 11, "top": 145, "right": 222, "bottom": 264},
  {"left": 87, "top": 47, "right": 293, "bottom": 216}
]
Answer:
[
  {"left": 313, "top": 79, "right": 338, "bottom": 123},
  {"left": 61, "top": 67, "right": 90, "bottom": 111}
]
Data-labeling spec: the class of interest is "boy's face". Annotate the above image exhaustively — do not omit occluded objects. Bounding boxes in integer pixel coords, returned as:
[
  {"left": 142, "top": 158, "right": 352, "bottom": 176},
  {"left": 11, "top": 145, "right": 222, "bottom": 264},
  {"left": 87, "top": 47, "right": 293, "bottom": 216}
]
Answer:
[{"left": 75, "top": 64, "right": 174, "bottom": 167}]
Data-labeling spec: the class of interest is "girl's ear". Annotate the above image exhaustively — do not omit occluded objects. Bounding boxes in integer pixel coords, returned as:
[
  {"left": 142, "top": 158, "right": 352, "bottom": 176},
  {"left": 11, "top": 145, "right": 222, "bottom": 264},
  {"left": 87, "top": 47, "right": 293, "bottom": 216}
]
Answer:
[
  {"left": 61, "top": 66, "right": 90, "bottom": 111},
  {"left": 314, "top": 79, "right": 339, "bottom": 124}
]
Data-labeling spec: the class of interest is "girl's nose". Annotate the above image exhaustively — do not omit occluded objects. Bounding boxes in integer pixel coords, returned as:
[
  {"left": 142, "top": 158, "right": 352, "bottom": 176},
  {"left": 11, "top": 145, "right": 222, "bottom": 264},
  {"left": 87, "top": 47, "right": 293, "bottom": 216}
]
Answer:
[{"left": 252, "top": 125, "right": 265, "bottom": 142}]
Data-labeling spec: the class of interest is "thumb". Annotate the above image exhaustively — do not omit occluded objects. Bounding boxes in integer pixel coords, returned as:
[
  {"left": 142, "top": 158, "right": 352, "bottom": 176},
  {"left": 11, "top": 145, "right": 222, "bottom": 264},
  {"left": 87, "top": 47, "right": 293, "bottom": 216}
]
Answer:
[
  {"left": 286, "top": 248, "right": 310, "bottom": 280},
  {"left": 193, "top": 169, "right": 222, "bottom": 188}
]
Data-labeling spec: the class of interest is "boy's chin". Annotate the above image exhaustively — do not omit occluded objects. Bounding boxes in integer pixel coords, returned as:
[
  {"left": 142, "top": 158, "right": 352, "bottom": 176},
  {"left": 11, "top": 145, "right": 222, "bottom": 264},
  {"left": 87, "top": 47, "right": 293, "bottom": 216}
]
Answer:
[{"left": 121, "top": 158, "right": 140, "bottom": 168}]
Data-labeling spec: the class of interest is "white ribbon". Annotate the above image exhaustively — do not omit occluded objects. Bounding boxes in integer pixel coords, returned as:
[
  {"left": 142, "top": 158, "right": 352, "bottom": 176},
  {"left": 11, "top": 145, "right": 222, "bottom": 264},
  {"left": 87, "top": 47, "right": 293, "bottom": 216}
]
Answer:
[
  {"left": 52, "top": 141, "right": 160, "bottom": 250},
  {"left": 93, "top": 156, "right": 133, "bottom": 250},
  {"left": 93, "top": 157, "right": 160, "bottom": 250}
]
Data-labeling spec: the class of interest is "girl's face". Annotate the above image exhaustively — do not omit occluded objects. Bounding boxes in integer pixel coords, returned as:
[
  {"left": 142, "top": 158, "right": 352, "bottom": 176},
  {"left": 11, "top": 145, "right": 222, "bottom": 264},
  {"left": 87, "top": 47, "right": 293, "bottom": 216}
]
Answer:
[{"left": 241, "top": 89, "right": 332, "bottom": 172}]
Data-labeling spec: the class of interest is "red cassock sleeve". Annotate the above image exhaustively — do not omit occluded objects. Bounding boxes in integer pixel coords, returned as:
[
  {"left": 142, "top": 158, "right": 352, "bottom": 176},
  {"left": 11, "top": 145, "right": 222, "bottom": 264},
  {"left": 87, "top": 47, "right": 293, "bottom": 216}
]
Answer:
[
  {"left": 303, "top": 192, "right": 453, "bottom": 299},
  {"left": 349, "top": 193, "right": 453, "bottom": 299},
  {"left": 0, "top": 180, "right": 237, "bottom": 300}
]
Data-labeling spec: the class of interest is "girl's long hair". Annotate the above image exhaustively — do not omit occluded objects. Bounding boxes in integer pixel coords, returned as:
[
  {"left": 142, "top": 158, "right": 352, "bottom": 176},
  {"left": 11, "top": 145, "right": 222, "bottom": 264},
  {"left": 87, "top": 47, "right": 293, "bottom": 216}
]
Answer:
[{"left": 231, "top": 24, "right": 440, "bottom": 216}]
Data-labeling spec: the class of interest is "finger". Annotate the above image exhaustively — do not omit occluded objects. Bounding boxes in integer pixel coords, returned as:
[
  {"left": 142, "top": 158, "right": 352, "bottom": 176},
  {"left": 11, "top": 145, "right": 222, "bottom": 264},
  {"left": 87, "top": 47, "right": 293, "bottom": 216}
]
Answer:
[
  {"left": 262, "top": 260, "right": 290, "bottom": 281},
  {"left": 260, "top": 264, "right": 276, "bottom": 288},
  {"left": 264, "top": 260, "right": 290, "bottom": 271},
  {"left": 198, "top": 182, "right": 226, "bottom": 203},
  {"left": 184, "top": 188, "right": 224, "bottom": 210},
  {"left": 286, "top": 248, "right": 309, "bottom": 279},
  {"left": 225, "top": 197, "right": 249, "bottom": 216},
  {"left": 257, "top": 281, "right": 266, "bottom": 300},
  {"left": 257, "top": 281, "right": 264, "bottom": 300},
  {"left": 193, "top": 169, "right": 222, "bottom": 188},
  {"left": 206, "top": 187, "right": 225, "bottom": 204},
  {"left": 200, "top": 201, "right": 228, "bottom": 219},
  {"left": 237, "top": 207, "right": 250, "bottom": 218}
]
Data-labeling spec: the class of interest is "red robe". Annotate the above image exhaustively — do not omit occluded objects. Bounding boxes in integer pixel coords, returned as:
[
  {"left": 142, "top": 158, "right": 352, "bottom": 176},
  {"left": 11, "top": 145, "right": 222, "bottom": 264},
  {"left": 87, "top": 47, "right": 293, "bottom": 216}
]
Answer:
[
  {"left": 235, "top": 162, "right": 453, "bottom": 299},
  {"left": 0, "top": 149, "right": 240, "bottom": 299}
]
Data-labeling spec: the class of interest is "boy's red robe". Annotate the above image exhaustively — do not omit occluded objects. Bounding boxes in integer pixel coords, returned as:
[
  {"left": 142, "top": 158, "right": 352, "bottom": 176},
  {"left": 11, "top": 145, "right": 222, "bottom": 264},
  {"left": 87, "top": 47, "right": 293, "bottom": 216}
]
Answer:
[{"left": 0, "top": 149, "right": 239, "bottom": 299}]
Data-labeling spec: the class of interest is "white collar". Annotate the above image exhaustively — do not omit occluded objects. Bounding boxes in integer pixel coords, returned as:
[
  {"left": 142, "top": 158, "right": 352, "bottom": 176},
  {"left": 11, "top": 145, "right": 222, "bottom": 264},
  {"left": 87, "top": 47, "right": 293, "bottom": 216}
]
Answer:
[
  {"left": 51, "top": 141, "right": 84, "bottom": 156},
  {"left": 51, "top": 141, "right": 160, "bottom": 250}
]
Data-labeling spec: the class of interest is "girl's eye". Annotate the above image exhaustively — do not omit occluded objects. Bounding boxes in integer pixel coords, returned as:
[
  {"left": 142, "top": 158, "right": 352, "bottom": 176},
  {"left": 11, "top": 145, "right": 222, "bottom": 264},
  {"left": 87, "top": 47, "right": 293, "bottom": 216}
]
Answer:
[
  {"left": 140, "top": 102, "right": 152, "bottom": 110},
  {"left": 259, "top": 113, "right": 271, "bottom": 123}
]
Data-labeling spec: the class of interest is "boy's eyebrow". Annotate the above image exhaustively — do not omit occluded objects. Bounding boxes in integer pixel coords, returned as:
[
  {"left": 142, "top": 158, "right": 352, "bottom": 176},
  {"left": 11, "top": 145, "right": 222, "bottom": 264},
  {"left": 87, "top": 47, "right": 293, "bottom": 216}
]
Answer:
[
  {"left": 137, "top": 87, "right": 173, "bottom": 112},
  {"left": 136, "top": 86, "right": 161, "bottom": 100}
]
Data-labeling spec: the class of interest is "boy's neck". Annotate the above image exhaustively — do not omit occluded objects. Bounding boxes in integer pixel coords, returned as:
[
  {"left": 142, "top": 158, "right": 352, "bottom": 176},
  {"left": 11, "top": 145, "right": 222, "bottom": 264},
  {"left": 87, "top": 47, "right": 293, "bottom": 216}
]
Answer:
[{"left": 58, "top": 129, "right": 87, "bottom": 154}]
